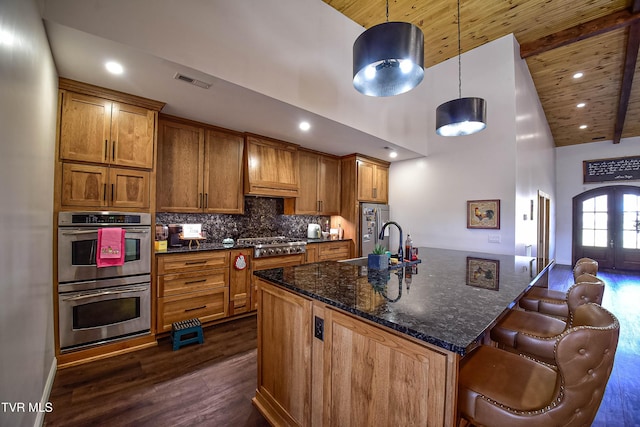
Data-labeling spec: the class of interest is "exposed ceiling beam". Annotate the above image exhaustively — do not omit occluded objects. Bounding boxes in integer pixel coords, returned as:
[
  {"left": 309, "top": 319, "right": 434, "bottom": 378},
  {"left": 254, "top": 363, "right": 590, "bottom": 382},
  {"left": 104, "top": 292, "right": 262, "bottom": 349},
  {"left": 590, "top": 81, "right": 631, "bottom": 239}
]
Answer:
[
  {"left": 520, "top": 9, "right": 640, "bottom": 58},
  {"left": 613, "top": 21, "right": 640, "bottom": 144}
]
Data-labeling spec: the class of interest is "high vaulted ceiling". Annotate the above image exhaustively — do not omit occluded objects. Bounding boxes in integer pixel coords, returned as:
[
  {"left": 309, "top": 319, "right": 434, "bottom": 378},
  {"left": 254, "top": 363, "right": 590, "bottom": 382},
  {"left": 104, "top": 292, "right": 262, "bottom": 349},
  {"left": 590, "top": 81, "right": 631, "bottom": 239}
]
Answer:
[{"left": 325, "top": 0, "right": 640, "bottom": 147}]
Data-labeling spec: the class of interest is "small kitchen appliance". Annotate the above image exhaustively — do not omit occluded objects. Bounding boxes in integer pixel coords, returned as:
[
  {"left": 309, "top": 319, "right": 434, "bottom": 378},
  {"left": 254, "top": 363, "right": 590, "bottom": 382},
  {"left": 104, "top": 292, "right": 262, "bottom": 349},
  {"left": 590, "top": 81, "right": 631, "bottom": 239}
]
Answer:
[{"left": 307, "top": 223, "right": 321, "bottom": 239}]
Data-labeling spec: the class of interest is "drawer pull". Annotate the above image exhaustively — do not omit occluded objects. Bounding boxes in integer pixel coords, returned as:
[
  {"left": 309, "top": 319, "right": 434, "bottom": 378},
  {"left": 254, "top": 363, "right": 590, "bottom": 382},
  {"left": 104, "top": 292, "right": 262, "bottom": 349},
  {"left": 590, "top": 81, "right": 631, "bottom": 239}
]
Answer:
[
  {"left": 185, "top": 260, "right": 207, "bottom": 265},
  {"left": 185, "top": 279, "right": 207, "bottom": 285},
  {"left": 185, "top": 305, "right": 206, "bottom": 312}
]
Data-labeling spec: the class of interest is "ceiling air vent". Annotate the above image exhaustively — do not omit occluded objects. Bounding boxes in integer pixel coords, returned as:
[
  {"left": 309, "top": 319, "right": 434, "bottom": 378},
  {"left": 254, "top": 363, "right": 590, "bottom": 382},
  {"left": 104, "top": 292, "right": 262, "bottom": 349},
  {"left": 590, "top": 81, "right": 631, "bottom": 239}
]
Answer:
[{"left": 173, "top": 72, "right": 211, "bottom": 89}]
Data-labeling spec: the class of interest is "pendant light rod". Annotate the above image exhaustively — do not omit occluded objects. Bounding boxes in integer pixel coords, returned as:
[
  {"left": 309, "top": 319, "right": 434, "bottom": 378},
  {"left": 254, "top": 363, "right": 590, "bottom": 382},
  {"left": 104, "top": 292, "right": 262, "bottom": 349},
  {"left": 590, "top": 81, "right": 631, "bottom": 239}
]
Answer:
[{"left": 457, "top": 0, "right": 462, "bottom": 99}]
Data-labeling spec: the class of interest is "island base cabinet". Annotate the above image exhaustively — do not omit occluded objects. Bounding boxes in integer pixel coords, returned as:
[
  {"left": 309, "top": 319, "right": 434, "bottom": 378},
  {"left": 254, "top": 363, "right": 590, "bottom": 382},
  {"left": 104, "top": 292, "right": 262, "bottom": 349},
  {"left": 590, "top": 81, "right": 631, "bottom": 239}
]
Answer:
[
  {"left": 254, "top": 279, "right": 313, "bottom": 427},
  {"left": 321, "top": 308, "right": 457, "bottom": 427},
  {"left": 254, "top": 279, "right": 459, "bottom": 427}
]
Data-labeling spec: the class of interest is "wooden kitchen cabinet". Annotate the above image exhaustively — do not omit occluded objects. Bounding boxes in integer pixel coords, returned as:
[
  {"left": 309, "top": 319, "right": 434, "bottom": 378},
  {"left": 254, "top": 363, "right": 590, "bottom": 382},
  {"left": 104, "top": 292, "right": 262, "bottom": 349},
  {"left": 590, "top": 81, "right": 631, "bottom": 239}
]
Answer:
[
  {"left": 60, "top": 163, "right": 150, "bottom": 209},
  {"left": 284, "top": 149, "right": 340, "bottom": 215},
  {"left": 305, "top": 241, "right": 352, "bottom": 263},
  {"left": 156, "top": 251, "right": 230, "bottom": 332},
  {"left": 305, "top": 244, "right": 319, "bottom": 263},
  {"left": 244, "top": 134, "right": 299, "bottom": 198},
  {"left": 317, "top": 240, "right": 352, "bottom": 261},
  {"left": 356, "top": 157, "right": 389, "bottom": 203},
  {"left": 59, "top": 91, "right": 156, "bottom": 169},
  {"left": 254, "top": 278, "right": 313, "bottom": 426},
  {"left": 250, "top": 254, "right": 305, "bottom": 311},
  {"left": 228, "top": 249, "right": 252, "bottom": 316},
  {"left": 254, "top": 279, "right": 453, "bottom": 427},
  {"left": 156, "top": 117, "right": 245, "bottom": 214}
]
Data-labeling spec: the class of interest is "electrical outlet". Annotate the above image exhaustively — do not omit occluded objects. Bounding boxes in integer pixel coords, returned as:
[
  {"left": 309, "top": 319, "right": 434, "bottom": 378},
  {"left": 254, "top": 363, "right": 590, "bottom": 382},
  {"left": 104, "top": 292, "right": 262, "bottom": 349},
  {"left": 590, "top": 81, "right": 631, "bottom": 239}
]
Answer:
[
  {"left": 488, "top": 234, "right": 501, "bottom": 243},
  {"left": 314, "top": 316, "right": 324, "bottom": 341}
]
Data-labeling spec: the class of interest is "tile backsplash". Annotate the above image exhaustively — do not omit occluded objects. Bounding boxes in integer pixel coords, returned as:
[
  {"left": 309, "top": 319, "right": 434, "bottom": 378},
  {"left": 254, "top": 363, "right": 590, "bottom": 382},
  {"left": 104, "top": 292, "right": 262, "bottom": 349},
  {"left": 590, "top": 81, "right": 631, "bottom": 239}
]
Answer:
[{"left": 156, "top": 197, "right": 329, "bottom": 242}]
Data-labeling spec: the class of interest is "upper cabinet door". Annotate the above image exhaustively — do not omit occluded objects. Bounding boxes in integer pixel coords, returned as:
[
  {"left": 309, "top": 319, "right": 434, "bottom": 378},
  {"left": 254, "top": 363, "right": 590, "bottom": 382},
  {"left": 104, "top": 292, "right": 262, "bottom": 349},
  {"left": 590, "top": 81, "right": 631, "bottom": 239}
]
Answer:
[
  {"left": 356, "top": 160, "right": 376, "bottom": 202},
  {"left": 156, "top": 119, "right": 204, "bottom": 212},
  {"left": 60, "top": 92, "right": 111, "bottom": 164},
  {"left": 374, "top": 165, "right": 388, "bottom": 203},
  {"left": 296, "top": 150, "right": 320, "bottom": 214},
  {"left": 203, "top": 129, "right": 245, "bottom": 214},
  {"left": 110, "top": 103, "right": 155, "bottom": 169},
  {"left": 59, "top": 91, "right": 155, "bottom": 169},
  {"left": 318, "top": 155, "right": 341, "bottom": 214}
]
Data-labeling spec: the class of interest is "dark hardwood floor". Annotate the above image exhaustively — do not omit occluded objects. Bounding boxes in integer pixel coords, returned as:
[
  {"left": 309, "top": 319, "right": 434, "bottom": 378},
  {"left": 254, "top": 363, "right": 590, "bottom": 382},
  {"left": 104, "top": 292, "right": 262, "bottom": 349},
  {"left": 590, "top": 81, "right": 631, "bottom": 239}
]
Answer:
[
  {"left": 45, "top": 265, "right": 639, "bottom": 427},
  {"left": 44, "top": 316, "right": 269, "bottom": 427}
]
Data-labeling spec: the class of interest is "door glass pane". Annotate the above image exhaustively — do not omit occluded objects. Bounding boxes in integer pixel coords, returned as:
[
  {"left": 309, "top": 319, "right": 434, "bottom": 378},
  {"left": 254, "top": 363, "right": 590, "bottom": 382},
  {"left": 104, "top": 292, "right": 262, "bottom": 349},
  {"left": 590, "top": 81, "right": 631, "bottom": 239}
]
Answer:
[
  {"left": 581, "top": 195, "right": 607, "bottom": 247},
  {"left": 595, "top": 195, "right": 608, "bottom": 211},
  {"left": 622, "top": 193, "right": 640, "bottom": 249},
  {"left": 623, "top": 230, "right": 638, "bottom": 249}
]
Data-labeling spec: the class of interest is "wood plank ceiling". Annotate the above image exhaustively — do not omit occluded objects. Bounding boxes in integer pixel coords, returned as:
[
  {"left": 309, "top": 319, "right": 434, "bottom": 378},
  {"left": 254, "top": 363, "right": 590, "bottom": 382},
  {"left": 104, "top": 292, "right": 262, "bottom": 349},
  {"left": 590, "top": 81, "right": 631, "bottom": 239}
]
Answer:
[{"left": 324, "top": 0, "right": 640, "bottom": 147}]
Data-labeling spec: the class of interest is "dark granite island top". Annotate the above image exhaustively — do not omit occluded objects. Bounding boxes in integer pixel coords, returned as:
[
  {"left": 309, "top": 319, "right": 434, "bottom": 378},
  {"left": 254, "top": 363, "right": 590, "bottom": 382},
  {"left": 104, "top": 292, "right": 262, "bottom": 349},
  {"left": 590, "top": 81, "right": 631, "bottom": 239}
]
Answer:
[{"left": 253, "top": 246, "right": 551, "bottom": 355}]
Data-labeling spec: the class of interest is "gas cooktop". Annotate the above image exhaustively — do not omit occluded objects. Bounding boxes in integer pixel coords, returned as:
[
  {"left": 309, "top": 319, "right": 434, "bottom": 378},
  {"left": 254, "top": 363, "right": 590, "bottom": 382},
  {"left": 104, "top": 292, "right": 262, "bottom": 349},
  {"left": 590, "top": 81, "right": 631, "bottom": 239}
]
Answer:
[{"left": 237, "top": 236, "right": 306, "bottom": 258}]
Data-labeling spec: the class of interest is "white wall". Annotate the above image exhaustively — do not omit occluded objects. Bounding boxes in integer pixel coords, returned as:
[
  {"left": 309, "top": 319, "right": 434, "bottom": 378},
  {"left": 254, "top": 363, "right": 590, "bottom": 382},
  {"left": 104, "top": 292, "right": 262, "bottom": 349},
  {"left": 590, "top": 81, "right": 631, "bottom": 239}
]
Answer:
[
  {"left": 513, "top": 39, "right": 556, "bottom": 258},
  {"left": 390, "top": 35, "right": 521, "bottom": 255},
  {"left": 555, "top": 137, "right": 640, "bottom": 265},
  {"left": 0, "top": 0, "right": 58, "bottom": 425}
]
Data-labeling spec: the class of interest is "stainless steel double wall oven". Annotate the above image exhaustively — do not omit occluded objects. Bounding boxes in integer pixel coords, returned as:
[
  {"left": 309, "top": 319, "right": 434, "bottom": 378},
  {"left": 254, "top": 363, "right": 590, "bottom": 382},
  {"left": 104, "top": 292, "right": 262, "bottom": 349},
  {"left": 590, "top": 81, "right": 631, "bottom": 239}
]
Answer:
[{"left": 57, "top": 212, "right": 152, "bottom": 352}]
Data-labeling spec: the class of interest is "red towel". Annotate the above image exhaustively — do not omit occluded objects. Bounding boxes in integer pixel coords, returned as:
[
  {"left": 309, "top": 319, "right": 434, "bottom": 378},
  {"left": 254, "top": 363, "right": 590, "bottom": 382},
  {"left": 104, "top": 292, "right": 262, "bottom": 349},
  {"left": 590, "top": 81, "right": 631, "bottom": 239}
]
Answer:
[{"left": 97, "top": 228, "right": 126, "bottom": 268}]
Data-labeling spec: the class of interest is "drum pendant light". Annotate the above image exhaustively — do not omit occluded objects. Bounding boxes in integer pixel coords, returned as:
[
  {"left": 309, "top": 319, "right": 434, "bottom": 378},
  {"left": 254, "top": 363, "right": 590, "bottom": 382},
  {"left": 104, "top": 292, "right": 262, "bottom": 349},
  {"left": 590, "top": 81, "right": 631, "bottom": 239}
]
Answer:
[
  {"left": 436, "top": 0, "right": 487, "bottom": 136},
  {"left": 353, "top": 0, "right": 424, "bottom": 97}
]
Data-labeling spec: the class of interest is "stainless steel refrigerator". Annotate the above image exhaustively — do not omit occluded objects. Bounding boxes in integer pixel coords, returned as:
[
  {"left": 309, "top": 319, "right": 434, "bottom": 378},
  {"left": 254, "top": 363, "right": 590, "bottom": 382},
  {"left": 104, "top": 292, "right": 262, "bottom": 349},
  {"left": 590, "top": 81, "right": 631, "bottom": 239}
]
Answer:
[{"left": 360, "top": 203, "right": 390, "bottom": 256}]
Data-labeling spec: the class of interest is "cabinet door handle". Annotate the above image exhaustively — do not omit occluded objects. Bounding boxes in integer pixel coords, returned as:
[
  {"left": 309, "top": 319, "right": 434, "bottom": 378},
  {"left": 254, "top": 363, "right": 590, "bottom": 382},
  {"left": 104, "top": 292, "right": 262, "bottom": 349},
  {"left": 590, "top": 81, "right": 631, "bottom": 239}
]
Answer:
[
  {"left": 103, "top": 183, "right": 107, "bottom": 201},
  {"left": 111, "top": 183, "right": 114, "bottom": 202},
  {"left": 185, "top": 260, "right": 207, "bottom": 265},
  {"left": 185, "top": 305, "right": 206, "bottom": 312},
  {"left": 185, "top": 279, "right": 207, "bottom": 285},
  {"left": 104, "top": 140, "right": 108, "bottom": 162},
  {"left": 112, "top": 140, "right": 116, "bottom": 162},
  {"left": 205, "top": 193, "right": 208, "bottom": 209},
  {"left": 373, "top": 188, "right": 377, "bottom": 199},
  {"left": 199, "top": 193, "right": 203, "bottom": 208}
]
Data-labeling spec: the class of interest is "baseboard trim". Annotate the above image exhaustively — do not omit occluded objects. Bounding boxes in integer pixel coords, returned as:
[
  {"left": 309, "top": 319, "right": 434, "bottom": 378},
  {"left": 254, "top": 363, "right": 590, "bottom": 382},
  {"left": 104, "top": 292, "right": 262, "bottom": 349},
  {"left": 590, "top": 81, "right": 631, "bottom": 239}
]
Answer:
[{"left": 34, "top": 357, "right": 57, "bottom": 427}]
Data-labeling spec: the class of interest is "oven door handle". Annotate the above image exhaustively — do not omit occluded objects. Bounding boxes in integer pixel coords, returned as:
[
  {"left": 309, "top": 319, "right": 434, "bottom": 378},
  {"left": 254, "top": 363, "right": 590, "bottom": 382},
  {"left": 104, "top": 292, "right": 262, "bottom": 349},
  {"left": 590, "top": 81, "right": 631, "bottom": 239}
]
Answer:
[
  {"left": 61, "top": 228, "right": 149, "bottom": 236},
  {"left": 62, "top": 285, "right": 148, "bottom": 301}
]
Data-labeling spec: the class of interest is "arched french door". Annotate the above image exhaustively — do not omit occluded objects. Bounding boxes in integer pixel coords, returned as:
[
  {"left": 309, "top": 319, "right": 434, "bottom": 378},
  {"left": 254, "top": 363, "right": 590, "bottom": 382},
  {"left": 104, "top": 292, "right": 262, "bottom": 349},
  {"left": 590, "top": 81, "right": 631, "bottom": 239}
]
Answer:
[{"left": 573, "top": 185, "right": 640, "bottom": 271}]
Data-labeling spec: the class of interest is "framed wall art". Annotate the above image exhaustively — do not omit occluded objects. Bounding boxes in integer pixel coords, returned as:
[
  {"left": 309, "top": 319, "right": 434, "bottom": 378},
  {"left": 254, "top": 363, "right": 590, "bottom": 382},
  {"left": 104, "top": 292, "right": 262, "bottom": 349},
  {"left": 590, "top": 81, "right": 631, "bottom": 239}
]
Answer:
[
  {"left": 466, "top": 257, "right": 500, "bottom": 291},
  {"left": 467, "top": 199, "right": 500, "bottom": 229}
]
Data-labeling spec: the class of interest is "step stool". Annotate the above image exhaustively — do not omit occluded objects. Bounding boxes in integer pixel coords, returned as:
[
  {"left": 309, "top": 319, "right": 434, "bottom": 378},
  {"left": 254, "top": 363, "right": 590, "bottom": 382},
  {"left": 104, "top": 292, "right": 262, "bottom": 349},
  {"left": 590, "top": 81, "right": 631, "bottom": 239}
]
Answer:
[{"left": 171, "top": 318, "right": 204, "bottom": 351}]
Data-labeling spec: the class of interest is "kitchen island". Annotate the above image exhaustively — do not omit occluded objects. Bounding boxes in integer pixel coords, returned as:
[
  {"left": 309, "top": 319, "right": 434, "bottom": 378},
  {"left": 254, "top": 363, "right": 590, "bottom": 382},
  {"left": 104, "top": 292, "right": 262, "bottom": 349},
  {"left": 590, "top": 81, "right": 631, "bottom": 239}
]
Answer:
[{"left": 252, "top": 247, "right": 551, "bottom": 426}]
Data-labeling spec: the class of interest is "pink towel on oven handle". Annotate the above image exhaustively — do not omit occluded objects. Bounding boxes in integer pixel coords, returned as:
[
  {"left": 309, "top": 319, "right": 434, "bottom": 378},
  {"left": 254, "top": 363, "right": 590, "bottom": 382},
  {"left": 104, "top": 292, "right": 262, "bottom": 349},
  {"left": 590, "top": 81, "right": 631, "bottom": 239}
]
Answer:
[{"left": 97, "top": 228, "right": 126, "bottom": 268}]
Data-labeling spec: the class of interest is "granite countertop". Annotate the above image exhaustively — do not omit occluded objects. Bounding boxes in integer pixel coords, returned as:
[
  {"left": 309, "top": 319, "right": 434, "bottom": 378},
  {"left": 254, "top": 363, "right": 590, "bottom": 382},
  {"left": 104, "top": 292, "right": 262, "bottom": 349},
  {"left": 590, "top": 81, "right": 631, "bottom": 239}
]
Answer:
[
  {"left": 157, "top": 237, "right": 350, "bottom": 254},
  {"left": 157, "top": 242, "right": 253, "bottom": 254},
  {"left": 253, "top": 247, "right": 551, "bottom": 355}
]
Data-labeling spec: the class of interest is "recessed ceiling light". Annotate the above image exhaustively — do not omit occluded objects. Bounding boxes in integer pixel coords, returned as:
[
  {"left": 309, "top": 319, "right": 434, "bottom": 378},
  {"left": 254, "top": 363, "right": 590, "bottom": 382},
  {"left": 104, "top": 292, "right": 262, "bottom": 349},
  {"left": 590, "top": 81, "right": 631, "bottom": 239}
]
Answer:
[
  {"left": 579, "top": 124, "right": 588, "bottom": 129},
  {"left": 573, "top": 72, "right": 584, "bottom": 79},
  {"left": 389, "top": 151, "right": 398, "bottom": 158},
  {"left": 105, "top": 61, "right": 124, "bottom": 75},
  {"left": 299, "top": 121, "right": 310, "bottom": 131},
  {"left": 577, "top": 103, "right": 586, "bottom": 108}
]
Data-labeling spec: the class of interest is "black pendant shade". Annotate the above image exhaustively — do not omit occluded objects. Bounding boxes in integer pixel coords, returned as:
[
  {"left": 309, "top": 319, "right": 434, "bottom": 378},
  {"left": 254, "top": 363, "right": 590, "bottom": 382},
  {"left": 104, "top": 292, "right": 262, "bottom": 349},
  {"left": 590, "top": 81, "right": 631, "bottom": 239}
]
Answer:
[
  {"left": 436, "top": 97, "right": 487, "bottom": 136},
  {"left": 353, "top": 22, "right": 424, "bottom": 97}
]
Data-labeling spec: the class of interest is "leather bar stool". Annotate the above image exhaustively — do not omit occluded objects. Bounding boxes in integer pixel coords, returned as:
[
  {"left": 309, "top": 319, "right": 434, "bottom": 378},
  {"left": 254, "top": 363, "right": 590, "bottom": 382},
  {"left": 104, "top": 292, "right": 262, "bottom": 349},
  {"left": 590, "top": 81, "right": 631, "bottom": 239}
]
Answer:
[
  {"left": 573, "top": 257, "right": 598, "bottom": 280},
  {"left": 459, "top": 303, "right": 619, "bottom": 427},
  {"left": 519, "top": 273, "right": 604, "bottom": 318},
  {"left": 490, "top": 278, "right": 606, "bottom": 364}
]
